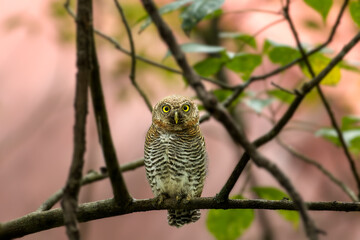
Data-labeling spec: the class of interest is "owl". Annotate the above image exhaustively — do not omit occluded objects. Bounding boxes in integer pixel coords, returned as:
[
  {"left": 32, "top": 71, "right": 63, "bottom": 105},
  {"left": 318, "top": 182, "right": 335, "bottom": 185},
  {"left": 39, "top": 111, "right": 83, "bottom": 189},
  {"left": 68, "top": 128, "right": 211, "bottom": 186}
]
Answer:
[{"left": 144, "top": 95, "right": 207, "bottom": 227}]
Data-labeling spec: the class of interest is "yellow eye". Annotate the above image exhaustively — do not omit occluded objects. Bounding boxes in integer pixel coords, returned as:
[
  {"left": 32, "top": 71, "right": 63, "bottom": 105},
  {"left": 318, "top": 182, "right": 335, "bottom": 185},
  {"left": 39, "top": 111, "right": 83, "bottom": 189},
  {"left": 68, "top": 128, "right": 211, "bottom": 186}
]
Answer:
[
  {"left": 162, "top": 105, "right": 170, "bottom": 113},
  {"left": 182, "top": 104, "right": 190, "bottom": 112}
]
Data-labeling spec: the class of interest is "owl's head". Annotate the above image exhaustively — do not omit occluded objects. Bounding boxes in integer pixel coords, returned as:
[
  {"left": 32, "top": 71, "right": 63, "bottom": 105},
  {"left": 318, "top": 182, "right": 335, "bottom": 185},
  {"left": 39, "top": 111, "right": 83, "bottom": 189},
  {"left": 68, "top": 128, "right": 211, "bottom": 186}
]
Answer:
[{"left": 152, "top": 95, "right": 200, "bottom": 131}]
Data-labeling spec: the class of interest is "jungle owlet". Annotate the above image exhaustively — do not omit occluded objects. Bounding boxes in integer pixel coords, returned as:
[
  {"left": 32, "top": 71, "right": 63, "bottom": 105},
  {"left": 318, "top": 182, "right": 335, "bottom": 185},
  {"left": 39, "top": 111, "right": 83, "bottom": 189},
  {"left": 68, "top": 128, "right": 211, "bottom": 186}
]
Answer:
[{"left": 144, "top": 95, "right": 207, "bottom": 227}]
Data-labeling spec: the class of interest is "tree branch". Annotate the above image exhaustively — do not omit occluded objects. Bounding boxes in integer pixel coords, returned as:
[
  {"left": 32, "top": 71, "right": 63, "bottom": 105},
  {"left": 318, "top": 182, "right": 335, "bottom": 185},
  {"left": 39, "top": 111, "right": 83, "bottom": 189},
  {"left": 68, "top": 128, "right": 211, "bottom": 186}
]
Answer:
[
  {"left": 82, "top": 3, "right": 132, "bottom": 206},
  {"left": 283, "top": 0, "right": 360, "bottom": 196},
  {"left": 2, "top": 197, "right": 360, "bottom": 239},
  {"left": 37, "top": 158, "right": 144, "bottom": 212},
  {"left": 60, "top": 0, "right": 91, "bottom": 239},
  {"left": 114, "top": 0, "right": 153, "bottom": 112}
]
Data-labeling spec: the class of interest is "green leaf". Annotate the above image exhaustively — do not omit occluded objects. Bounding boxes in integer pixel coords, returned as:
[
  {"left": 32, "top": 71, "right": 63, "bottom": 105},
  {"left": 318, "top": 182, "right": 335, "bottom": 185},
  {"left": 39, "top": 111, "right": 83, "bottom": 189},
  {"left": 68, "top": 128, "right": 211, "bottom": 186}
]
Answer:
[
  {"left": 180, "top": 43, "right": 225, "bottom": 53},
  {"left": 304, "top": 0, "right": 333, "bottom": 22},
  {"left": 263, "top": 40, "right": 301, "bottom": 66},
  {"left": 350, "top": 1, "right": 360, "bottom": 28},
  {"left": 267, "top": 89, "right": 295, "bottom": 104},
  {"left": 225, "top": 53, "right": 262, "bottom": 80},
  {"left": 301, "top": 53, "right": 341, "bottom": 86},
  {"left": 212, "top": 89, "right": 234, "bottom": 102},
  {"left": 316, "top": 128, "right": 360, "bottom": 146},
  {"left": 219, "top": 32, "right": 257, "bottom": 49},
  {"left": 194, "top": 57, "right": 224, "bottom": 77},
  {"left": 137, "top": 0, "right": 193, "bottom": 33},
  {"left": 315, "top": 128, "right": 340, "bottom": 146},
  {"left": 338, "top": 60, "right": 360, "bottom": 73},
  {"left": 316, "top": 116, "right": 360, "bottom": 154},
  {"left": 180, "top": 0, "right": 225, "bottom": 35},
  {"left": 244, "top": 98, "right": 274, "bottom": 113},
  {"left": 269, "top": 46, "right": 301, "bottom": 66},
  {"left": 207, "top": 195, "right": 254, "bottom": 240},
  {"left": 342, "top": 115, "right": 360, "bottom": 130},
  {"left": 252, "top": 187, "right": 299, "bottom": 228},
  {"left": 164, "top": 43, "right": 225, "bottom": 59}
]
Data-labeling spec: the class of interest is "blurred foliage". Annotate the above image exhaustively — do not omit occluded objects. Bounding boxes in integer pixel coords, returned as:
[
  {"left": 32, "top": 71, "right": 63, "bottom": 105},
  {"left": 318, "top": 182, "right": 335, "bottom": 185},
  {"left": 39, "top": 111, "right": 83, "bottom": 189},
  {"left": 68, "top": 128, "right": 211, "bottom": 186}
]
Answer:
[
  {"left": 225, "top": 53, "right": 262, "bottom": 80},
  {"left": 349, "top": 1, "right": 360, "bottom": 28},
  {"left": 206, "top": 195, "right": 254, "bottom": 240},
  {"left": 252, "top": 187, "right": 300, "bottom": 228},
  {"left": 316, "top": 115, "right": 360, "bottom": 154},
  {"left": 180, "top": 0, "right": 225, "bottom": 35},
  {"left": 301, "top": 53, "right": 341, "bottom": 85},
  {"left": 219, "top": 32, "right": 257, "bottom": 50},
  {"left": 49, "top": 0, "right": 75, "bottom": 43},
  {"left": 304, "top": 0, "right": 333, "bottom": 22}
]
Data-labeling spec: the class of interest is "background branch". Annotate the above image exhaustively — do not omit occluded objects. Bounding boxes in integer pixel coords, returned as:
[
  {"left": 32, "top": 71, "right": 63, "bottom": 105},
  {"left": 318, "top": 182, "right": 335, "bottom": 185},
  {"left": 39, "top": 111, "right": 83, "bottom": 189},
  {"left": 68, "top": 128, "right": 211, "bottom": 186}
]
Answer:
[
  {"left": 283, "top": 0, "right": 360, "bottom": 196},
  {"left": 277, "top": 138, "right": 358, "bottom": 202},
  {"left": 114, "top": 0, "right": 153, "bottom": 112},
  {"left": 38, "top": 158, "right": 144, "bottom": 212}
]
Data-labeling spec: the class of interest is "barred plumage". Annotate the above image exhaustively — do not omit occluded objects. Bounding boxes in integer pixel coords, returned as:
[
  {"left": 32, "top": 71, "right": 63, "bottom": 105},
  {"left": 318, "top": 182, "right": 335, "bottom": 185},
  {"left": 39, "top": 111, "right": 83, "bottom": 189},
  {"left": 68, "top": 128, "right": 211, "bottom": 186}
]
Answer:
[{"left": 144, "top": 95, "right": 207, "bottom": 227}]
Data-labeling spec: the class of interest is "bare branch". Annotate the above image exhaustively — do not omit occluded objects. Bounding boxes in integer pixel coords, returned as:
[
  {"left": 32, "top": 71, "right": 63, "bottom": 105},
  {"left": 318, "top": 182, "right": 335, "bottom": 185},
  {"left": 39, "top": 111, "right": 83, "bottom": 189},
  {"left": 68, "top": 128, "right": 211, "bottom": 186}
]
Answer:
[
  {"left": 60, "top": 0, "right": 91, "bottom": 238},
  {"left": 2, "top": 197, "right": 360, "bottom": 239},
  {"left": 114, "top": 0, "right": 153, "bottom": 112},
  {"left": 64, "top": 0, "right": 132, "bottom": 206},
  {"left": 37, "top": 159, "right": 145, "bottom": 212}
]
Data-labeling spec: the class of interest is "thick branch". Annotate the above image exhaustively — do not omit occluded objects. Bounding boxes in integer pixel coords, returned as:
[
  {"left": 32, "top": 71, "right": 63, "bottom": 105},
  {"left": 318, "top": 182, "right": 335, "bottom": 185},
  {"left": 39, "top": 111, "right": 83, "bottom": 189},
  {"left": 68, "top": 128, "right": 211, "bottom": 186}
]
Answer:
[
  {"left": 1, "top": 198, "right": 360, "bottom": 239},
  {"left": 85, "top": 7, "right": 131, "bottom": 207},
  {"left": 60, "top": 0, "right": 91, "bottom": 239}
]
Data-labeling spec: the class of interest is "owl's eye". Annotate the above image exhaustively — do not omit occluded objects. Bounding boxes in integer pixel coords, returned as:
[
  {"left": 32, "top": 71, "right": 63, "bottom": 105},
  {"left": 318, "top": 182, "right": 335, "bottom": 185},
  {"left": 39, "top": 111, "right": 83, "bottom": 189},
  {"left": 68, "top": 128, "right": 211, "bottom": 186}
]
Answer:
[
  {"left": 162, "top": 105, "right": 170, "bottom": 113},
  {"left": 182, "top": 104, "right": 190, "bottom": 112}
]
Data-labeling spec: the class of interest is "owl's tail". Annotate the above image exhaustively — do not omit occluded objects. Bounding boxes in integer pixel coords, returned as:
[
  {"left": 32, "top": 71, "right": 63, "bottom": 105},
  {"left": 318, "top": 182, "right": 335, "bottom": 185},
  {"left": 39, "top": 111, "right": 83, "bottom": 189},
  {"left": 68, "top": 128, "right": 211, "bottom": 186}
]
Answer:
[{"left": 167, "top": 209, "right": 201, "bottom": 227}]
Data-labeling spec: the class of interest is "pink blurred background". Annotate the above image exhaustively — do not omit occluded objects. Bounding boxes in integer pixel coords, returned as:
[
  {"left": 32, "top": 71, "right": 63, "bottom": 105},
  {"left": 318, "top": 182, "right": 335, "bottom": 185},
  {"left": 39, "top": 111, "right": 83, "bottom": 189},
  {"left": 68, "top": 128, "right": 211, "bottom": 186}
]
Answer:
[{"left": 1, "top": 0, "right": 360, "bottom": 239}]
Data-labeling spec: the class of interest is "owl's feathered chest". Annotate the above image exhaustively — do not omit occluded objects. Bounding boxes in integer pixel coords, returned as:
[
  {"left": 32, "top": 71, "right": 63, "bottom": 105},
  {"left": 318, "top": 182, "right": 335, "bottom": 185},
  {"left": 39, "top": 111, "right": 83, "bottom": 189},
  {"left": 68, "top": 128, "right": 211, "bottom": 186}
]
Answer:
[{"left": 144, "top": 125, "right": 206, "bottom": 198}]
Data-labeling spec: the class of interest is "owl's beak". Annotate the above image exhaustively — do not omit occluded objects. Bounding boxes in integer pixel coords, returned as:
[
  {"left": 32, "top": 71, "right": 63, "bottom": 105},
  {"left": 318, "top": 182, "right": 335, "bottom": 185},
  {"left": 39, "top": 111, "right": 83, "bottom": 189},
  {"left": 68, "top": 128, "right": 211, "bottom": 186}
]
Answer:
[{"left": 174, "top": 111, "right": 179, "bottom": 124}]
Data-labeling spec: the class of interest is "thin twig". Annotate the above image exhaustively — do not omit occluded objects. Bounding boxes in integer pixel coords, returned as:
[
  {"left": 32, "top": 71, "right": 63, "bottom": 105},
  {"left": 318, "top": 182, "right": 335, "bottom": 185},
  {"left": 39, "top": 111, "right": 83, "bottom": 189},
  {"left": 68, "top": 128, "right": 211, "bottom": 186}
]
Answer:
[
  {"left": 114, "top": 0, "right": 153, "bottom": 112},
  {"left": 277, "top": 138, "right": 358, "bottom": 202},
  {"left": 283, "top": 0, "right": 360, "bottom": 197},
  {"left": 37, "top": 158, "right": 145, "bottom": 212},
  {"left": 271, "top": 81, "right": 295, "bottom": 95},
  {"left": 223, "top": 8, "right": 281, "bottom": 15},
  {"left": 61, "top": 0, "right": 91, "bottom": 239},
  {"left": 252, "top": 18, "right": 286, "bottom": 38}
]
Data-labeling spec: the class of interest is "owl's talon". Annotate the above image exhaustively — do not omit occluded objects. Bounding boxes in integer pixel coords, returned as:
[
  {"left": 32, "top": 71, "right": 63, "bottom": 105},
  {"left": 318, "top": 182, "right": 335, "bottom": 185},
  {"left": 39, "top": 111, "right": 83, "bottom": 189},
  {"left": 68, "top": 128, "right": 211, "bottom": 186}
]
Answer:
[
  {"left": 185, "top": 194, "right": 191, "bottom": 203},
  {"left": 153, "top": 194, "right": 167, "bottom": 207}
]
